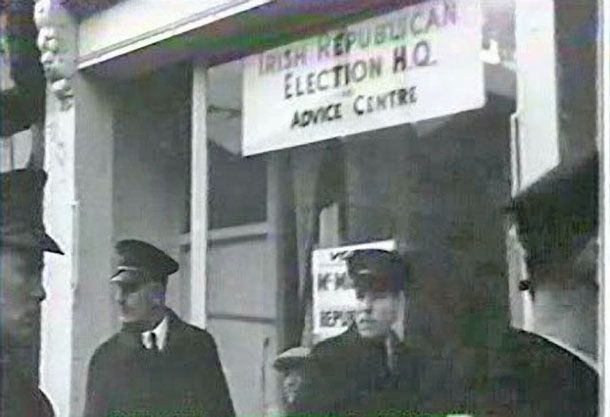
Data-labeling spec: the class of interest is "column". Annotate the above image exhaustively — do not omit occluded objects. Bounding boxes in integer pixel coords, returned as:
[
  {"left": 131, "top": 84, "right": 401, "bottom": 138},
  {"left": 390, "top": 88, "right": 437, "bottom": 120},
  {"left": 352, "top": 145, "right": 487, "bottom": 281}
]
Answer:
[
  {"left": 37, "top": 2, "right": 115, "bottom": 414},
  {"left": 42, "top": 72, "right": 115, "bottom": 417},
  {"left": 190, "top": 60, "right": 209, "bottom": 329}
]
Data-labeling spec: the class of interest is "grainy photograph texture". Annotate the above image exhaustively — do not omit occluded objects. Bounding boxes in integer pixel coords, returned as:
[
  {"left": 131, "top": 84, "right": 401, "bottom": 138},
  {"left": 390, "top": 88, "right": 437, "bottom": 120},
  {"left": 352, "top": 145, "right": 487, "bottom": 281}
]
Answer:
[{"left": 0, "top": 0, "right": 605, "bottom": 416}]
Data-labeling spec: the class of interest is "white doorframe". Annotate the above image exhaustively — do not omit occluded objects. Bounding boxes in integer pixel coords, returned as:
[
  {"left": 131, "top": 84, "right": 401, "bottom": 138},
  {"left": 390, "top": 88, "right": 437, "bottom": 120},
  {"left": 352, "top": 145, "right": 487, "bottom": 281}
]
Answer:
[{"left": 190, "top": 60, "right": 209, "bottom": 328}]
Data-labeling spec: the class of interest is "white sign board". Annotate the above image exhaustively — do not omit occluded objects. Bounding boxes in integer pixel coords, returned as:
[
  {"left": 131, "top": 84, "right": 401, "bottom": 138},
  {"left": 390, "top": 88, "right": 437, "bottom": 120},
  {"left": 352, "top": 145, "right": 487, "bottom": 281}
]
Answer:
[
  {"left": 243, "top": 0, "right": 484, "bottom": 155},
  {"left": 312, "top": 240, "right": 396, "bottom": 341}
]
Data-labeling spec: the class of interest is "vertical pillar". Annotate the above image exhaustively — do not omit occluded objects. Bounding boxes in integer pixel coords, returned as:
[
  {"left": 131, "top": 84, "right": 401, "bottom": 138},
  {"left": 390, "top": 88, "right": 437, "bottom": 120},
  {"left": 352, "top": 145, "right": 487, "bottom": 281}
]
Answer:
[
  {"left": 266, "top": 152, "right": 296, "bottom": 415},
  {"left": 267, "top": 152, "right": 298, "bottom": 350},
  {"left": 42, "top": 71, "right": 115, "bottom": 417},
  {"left": 599, "top": 0, "right": 609, "bottom": 414},
  {"left": 35, "top": 2, "right": 79, "bottom": 411},
  {"left": 513, "top": 0, "right": 560, "bottom": 190},
  {"left": 190, "top": 60, "right": 209, "bottom": 329},
  {"left": 41, "top": 81, "right": 75, "bottom": 417}
]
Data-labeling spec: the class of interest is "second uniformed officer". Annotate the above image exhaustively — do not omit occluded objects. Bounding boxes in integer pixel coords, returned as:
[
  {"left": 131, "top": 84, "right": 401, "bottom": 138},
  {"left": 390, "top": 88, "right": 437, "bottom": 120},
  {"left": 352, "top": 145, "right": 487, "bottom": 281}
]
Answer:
[
  {"left": 297, "top": 249, "right": 413, "bottom": 416},
  {"left": 296, "top": 249, "right": 473, "bottom": 416},
  {"left": 84, "top": 239, "right": 235, "bottom": 417}
]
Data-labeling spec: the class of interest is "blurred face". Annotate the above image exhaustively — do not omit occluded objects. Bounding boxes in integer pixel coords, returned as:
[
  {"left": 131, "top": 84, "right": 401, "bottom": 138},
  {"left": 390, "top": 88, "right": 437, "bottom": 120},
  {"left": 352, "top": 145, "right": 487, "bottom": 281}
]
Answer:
[
  {"left": 0, "top": 247, "right": 45, "bottom": 351},
  {"left": 112, "top": 272, "right": 165, "bottom": 324},
  {"left": 282, "top": 368, "right": 304, "bottom": 405},
  {"left": 354, "top": 289, "right": 400, "bottom": 339}
]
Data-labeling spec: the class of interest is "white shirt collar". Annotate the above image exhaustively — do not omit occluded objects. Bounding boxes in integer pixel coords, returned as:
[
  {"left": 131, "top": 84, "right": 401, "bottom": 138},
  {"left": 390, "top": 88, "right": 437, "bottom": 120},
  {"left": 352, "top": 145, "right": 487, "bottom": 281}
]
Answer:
[{"left": 141, "top": 314, "right": 169, "bottom": 351}]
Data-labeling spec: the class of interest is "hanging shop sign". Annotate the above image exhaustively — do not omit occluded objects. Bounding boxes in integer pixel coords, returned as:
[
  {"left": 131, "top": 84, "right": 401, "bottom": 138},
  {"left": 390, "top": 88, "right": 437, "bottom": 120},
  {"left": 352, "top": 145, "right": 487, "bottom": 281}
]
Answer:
[
  {"left": 312, "top": 240, "right": 396, "bottom": 341},
  {"left": 242, "top": 0, "right": 484, "bottom": 155}
]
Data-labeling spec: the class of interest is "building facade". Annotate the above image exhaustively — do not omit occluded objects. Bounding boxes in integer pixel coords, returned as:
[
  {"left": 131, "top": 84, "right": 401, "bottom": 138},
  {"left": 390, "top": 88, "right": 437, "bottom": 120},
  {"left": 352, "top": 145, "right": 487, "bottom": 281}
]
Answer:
[{"left": 33, "top": 1, "right": 601, "bottom": 416}]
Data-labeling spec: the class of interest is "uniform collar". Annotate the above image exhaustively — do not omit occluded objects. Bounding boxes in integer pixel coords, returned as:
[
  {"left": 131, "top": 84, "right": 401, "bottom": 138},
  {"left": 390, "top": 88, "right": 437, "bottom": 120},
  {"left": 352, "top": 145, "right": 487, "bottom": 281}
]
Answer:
[
  {"left": 342, "top": 324, "right": 408, "bottom": 353},
  {"left": 141, "top": 313, "right": 169, "bottom": 351}
]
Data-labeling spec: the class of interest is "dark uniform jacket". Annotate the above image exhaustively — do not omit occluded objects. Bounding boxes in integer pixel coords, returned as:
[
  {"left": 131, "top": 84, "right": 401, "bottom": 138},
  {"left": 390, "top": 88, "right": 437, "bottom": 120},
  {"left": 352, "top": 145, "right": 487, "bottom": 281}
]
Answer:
[
  {"left": 0, "top": 362, "right": 54, "bottom": 417},
  {"left": 479, "top": 329, "right": 598, "bottom": 417},
  {"left": 84, "top": 309, "right": 235, "bottom": 417},
  {"left": 295, "top": 325, "right": 474, "bottom": 417},
  {"left": 296, "top": 326, "right": 598, "bottom": 417}
]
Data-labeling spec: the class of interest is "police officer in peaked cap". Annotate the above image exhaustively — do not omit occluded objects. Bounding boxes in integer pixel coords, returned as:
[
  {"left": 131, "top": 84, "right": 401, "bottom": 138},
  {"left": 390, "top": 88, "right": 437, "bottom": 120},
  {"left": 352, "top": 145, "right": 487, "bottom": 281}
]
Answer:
[
  {"left": 1, "top": 169, "right": 64, "bottom": 417},
  {"left": 296, "top": 249, "right": 496, "bottom": 416},
  {"left": 296, "top": 249, "right": 427, "bottom": 416},
  {"left": 84, "top": 239, "right": 235, "bottom": 417}
]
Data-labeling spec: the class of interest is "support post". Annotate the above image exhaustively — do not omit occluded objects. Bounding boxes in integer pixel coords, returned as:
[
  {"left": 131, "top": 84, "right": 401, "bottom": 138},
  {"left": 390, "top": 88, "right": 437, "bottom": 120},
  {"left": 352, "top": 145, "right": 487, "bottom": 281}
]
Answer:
[
  {"left": 190, "top": 61, "right": 209, "bottom": 328},
  {"left": 41, "top": 71, "right": 115, "bottom": 417}
]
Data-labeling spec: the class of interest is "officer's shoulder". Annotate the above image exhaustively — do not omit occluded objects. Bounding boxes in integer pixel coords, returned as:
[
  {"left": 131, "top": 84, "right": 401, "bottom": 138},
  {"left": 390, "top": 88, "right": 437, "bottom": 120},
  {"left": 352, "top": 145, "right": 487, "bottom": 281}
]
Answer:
[
  {"left": 174, "top": 316, "right": 218, "bottom": 346},
  {"left": 89, "top": 332, "right": 123, "bottom": 362},
  {"left": 499, "top": 329, "right": 597, "bottom": 378},
  {"left": 312, "top": 331, "right": 353, "bottom": 357},
  {"left": 501, "top": 329, "right": 570, "bottom": 362}
]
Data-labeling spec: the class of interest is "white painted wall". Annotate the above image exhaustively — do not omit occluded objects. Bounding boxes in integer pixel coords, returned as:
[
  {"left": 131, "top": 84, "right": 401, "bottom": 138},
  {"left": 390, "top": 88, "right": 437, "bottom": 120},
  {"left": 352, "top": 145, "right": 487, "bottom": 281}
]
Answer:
[
  {"left": 71, "top": 78, "right": 117, "bottom": 417},
  {"left": 207, "top": 232, "right": 280, "bottom": 417},
  {"left": 112, "top": 66, "right": 191, "bottom": 320}
]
